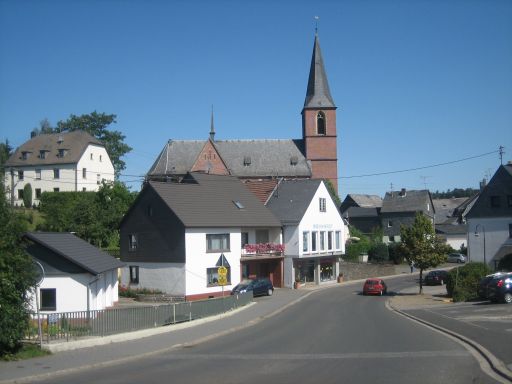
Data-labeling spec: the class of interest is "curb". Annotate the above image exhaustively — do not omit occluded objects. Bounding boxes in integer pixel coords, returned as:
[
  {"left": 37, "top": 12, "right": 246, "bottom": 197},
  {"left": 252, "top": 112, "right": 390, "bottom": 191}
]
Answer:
[{"left": 387, "top": 300, "right": 512, "bottom": 383}]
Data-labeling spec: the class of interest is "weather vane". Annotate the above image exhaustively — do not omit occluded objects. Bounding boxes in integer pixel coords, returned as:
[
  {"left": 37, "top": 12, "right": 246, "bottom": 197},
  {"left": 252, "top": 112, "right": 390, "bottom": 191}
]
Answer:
[{"left": 315, "top": 16, "right": 319, "bottom": 33}]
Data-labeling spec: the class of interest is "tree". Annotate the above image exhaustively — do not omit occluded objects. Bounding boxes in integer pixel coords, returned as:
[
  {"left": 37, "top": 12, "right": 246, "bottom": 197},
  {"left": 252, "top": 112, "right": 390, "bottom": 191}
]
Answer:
[
  {"left": 0, "top": 140, "right": 12, "bottom": 184},
  {"left": 398, "top": 213, "right": 451, "bottom": 294},
  {"left": 324, "top": 179, "right": 341, "bottom": 207},
  {"left": 23, "top": 183, "right": 33, "bottom": 208},
  {"left": 55, "top": 112, "right": 132, "bottom": 178},
  {"left": 0, "top": 192, "right": 37, "bottom": 355}
]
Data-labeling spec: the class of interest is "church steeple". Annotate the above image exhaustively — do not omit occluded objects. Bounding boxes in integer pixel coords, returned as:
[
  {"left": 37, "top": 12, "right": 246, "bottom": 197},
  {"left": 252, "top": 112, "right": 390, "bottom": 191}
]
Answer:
[
  {"left": 209, "top": 105, "right": 215, "bottom": 141},
  {"left": 304, "top": 33, "right": 336, "bottom": 109},
  {"left": 301, "top": 32, "right": 339, "bottom": 193}
]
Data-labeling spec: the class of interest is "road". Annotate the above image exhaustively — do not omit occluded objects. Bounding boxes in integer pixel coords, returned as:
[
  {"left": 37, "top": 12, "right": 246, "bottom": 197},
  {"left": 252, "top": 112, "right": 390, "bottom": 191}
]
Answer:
[{"left": 33, "top": 275, "right": 502, "bottom": 384}]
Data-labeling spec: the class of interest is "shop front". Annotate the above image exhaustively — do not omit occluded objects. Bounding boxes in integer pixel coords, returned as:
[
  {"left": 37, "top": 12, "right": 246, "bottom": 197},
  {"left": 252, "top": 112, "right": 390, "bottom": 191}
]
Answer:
[
  {"left": 293, "top": 255, "right": 339, "bottom": 285},
  {"left": 240, "top": 255, "right": 284, "bottom": 288}
]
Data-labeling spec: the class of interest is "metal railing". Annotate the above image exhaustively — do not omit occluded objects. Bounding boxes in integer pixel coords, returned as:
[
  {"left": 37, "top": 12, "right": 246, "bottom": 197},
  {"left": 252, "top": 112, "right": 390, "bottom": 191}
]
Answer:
[{"left": 26, "top": 293, "right": 252, "bottom": 343}]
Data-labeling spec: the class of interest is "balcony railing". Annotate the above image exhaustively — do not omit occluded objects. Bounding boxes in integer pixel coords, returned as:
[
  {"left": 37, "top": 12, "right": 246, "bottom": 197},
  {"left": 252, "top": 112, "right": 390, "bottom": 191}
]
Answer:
[{"left": 242, "top": 243, "right": 285, "bottom": 256}]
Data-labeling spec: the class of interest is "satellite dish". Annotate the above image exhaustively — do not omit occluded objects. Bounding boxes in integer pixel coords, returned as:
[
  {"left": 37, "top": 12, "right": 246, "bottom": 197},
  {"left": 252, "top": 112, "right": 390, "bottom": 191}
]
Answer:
[{"left": 33, "top": 261, "right": 45, "bottom": 287}]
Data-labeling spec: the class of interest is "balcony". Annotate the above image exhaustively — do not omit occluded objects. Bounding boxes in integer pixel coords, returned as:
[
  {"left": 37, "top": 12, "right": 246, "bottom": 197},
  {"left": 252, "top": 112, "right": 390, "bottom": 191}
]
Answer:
[{"left": 241, "top": 243, "right": 285, "bottom": 258}]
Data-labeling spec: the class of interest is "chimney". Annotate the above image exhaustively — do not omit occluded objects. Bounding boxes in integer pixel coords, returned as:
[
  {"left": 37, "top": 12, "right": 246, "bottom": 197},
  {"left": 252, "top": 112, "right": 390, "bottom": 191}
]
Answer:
[
  {"left": 479, "top": 179, "right": 487, "bottom": 190},
  {"left": 31, "top": 131, "right": 37, "bottom": 138},
  {"left": 399, "top": 188, "right": 406, "bottom": 197}
]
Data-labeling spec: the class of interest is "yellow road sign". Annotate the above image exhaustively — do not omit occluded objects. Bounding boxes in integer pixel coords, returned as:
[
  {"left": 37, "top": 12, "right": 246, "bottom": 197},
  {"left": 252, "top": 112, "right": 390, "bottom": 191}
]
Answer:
[
  {"left": 218, "top": 266, "right": 227, "bottom": 276},
  {"left": 217, "top": 275, "right": 227, "bottom": 286}
]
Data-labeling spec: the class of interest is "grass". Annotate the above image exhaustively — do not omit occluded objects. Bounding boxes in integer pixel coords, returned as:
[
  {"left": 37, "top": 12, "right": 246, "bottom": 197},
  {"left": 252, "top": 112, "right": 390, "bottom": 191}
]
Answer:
[{"left": 1, "top": 344, "right": 51, "bottom": 361}]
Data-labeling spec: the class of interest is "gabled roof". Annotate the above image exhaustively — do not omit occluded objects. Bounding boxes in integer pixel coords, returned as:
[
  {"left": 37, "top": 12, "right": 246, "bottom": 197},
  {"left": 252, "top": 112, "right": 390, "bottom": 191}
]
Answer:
[
  {"left": 146, "top": 173, "right": 282, "bottom": 228},
  {"left": 147, "top": 139, "right": 311, "bottom": 178},
  {"left": 433, "top": 197, "right": 470, "bottom": 224},
  {"left": 24, "top": 232, "right": 123, "bottom": 275},
  {"left": 381, "top": 189, "right": 433, "bottom": 215},
  {"left": 435, "top": 224, "right": 468, "bottom": 236},
  {"left": 466, "top": 163, "right": 512, "bottom": 218},
  {"left": 6, "top": 131, "right": 103, "bottom": 167},
  {"left": 304, "top": 34, "right": 335, "bottom": 109},
  {"left": 266, "top": 179, "right": 323, "bottom": 224},
  {"left": 347, "top": 194, "right": 383, "bottom": 208}
]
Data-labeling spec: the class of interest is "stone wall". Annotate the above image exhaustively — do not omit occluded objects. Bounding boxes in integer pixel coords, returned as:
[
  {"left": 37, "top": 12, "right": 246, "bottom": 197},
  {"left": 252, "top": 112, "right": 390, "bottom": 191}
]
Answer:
[{"left": 339, "top": 262, "right": 408, "bottom": 281}]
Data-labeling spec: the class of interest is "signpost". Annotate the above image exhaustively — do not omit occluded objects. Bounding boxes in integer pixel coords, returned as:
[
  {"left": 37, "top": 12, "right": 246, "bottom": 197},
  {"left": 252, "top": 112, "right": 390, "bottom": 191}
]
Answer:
[{"left": 218, "top": 265, "right": 227, "bottom": 298}]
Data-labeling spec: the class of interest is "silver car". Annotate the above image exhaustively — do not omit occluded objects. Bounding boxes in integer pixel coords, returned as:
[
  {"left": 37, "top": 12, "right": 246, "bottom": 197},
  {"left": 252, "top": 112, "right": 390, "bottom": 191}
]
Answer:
[{"left": 447, "top": 253, "right": 467, "bottom": 263}]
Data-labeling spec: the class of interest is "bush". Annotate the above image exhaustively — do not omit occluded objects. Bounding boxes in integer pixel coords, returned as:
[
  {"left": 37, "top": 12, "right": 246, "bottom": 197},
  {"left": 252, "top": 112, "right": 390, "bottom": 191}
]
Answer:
[
  {"left": 22, "top": 184, "right": 32, "bottom": 208},
  {"left": 446, "top": 262, "right": 491, "bottom": 302},
  {"left": 368, "top": 243, "right": 389, "bottom": 262},
  {"left": 388, "top": 243, "right": 405, "bottom": 265}
]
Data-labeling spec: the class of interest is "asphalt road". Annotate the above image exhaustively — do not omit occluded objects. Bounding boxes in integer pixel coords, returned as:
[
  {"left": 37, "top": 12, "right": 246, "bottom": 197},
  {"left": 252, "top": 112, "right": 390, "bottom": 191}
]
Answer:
[{"left": 33, "top": 275, "right": 502, "bottom": 384}]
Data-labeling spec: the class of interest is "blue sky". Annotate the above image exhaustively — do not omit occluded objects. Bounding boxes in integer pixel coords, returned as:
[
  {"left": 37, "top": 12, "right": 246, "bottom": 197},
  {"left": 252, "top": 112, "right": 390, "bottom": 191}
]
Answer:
[{"left": 1, "top": 0, "right": 511, "bottom": 198}]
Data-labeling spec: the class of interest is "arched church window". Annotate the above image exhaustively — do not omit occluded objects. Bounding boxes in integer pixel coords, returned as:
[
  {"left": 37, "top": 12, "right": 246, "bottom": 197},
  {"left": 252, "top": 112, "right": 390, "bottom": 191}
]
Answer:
[{"left": 317, "top": 112, "right": 326, "bottom": 135}]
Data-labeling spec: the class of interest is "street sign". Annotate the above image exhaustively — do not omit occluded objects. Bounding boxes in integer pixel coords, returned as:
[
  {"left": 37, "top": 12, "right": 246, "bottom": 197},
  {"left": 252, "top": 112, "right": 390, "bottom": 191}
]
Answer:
[{"left": 217, "top": 266, "right": 228, "bottom": 286}]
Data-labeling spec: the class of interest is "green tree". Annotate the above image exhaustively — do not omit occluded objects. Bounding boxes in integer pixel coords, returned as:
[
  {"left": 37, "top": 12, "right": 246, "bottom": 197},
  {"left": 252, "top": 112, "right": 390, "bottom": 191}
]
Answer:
[
  {"left": 23, "top": 183, "right": 33, "bottom": 208},
  {"left": 0, "top": 140, "right": 12, "bottom": 184},
  {"left": 398, "top": 213, "right": 451, "bottom": 294},
  {"left": 0, "top": 192, "right": 37, "bottom": 355},
  {"left": 55, "top": 112, "right": 132, "bottom": 178},
  {"left": 324, "top": 179, "right": 341, "bottom": 207}
]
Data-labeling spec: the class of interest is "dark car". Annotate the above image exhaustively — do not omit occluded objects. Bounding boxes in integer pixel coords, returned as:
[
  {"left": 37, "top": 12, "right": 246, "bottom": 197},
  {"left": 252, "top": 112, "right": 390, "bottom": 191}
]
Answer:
[
  {"left": 362, "top": 278, "right": 387, "bottom": 296},
  {"left": 424, "top": 270, "right": 449, "bottom": 286},
  {"left": 478, "top": 273, "right": 505, "bottom": 300},
  {"left": 231, "top": 278, "right": 274, "bottom": 297},
  {"left": 487, "top": 273, "right": 512, "bottom": 304}
]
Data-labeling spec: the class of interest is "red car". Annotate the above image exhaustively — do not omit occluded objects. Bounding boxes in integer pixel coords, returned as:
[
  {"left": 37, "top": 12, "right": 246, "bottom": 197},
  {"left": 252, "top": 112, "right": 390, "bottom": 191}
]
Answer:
[{"left": 362, "top": 278, "right": 387, "bottom": 296}]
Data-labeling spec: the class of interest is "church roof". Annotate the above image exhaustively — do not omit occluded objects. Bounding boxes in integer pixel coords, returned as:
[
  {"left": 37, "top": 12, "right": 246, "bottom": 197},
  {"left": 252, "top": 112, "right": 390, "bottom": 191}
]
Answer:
[
  {"left": 304, "top": 34, "right": 336, "bottom": 109},
  {"left": 147, "top": 139, "right": 312, "bottom": 179}
]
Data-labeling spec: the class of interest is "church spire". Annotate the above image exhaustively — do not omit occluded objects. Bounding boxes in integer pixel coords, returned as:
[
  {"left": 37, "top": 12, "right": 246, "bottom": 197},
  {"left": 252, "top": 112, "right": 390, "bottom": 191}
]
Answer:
[
  {"left": 304, "top": 33, "right": 335, "bottom": 109},
  {"left": 209, "top": 105, "right": 215, "bottom": 141}
]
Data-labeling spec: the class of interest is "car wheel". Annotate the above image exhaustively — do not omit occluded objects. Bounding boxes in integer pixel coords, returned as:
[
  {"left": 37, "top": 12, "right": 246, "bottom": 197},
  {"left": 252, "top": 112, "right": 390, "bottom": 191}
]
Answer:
[
  {"left": 267, "top": 288, "right": 273, "bottom": 296},
  {"left": 457, "top": 260, "right": 461, "bottom": 264},
  {"left": 440, "top": 280, "right": 444, "bottom": 285},
  {"left": 504, "top": 293, "right": 512, "bottom": 304}
]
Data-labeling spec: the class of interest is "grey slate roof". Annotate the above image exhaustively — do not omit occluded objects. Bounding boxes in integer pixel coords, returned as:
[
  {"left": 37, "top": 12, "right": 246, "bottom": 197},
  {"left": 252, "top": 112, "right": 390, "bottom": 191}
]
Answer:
[
  {"left": 147, "top": 139, "right": 311, "bottom": 178},
  {"left": 304, "top": 34, "right": 335, "bottom": 109},
  {"left": 344, "top": 206, "right": 380, "bottom": 218},
  {"left": 433, "top": 197, "right": 470, "bottom": 224},
  {"left": 147, "top": 173, "right": 282, "bottom": 228},
  {"left": 266, "top": 179, "right": 323, "bottom": 224},
  {"left": 347, "top": 194, "right": 383, "bottom": 208},
  {"left": 6, "top": 131, "right": 103, "bottom": 167},
  {"left": 466, "top": 163, "right": 512, "bottom": 218},
  {"left": 381, "top": 189, "right": 434, "bottom": 215},
  {"left": 24, "top": 232, "right": 124, "bottom": 275},
  {"left": 435, "top": 224, "right": 468, "bottom": 235}
]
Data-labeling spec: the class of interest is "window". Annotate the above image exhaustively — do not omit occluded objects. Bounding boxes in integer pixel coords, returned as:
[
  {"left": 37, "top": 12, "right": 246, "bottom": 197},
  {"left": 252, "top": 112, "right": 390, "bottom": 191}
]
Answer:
[
  {"left": 22, "top": 151, "right": 30, "bottom": 160},
  {"left": 53, "top": 168, "right": 60, "bottom": 179},
  {"left": 320, "top": 231, "right": 325, "bottom": 251},
  {"left": 39, "top": 150, "right": 47, "bottom": 159},
  {"left": 207, "top": 267, "right": 231, "bottom": 287},
  {"left": 129, "top": 266, "right": 139, "bottom": 284},
  {"left": 147, "top": 205, "right": 153, "bottom": 217},
  {"left": 389, "top": 236, "right": 395, "bottom": 242},
  {"left": 233, "top": 200, "right": 245, "bottom": 209},
  {"left": 335, "top": 231, "right": 341, "bottom": 250},
  {"left": 18, "top": 170, "right": 24, "bottom": 180},
  {"left": 97, "top": 174, "right": 101, "bottom": 185},
  {"left": 241, "top": 232, "right": 249, "bottom": 248},
  {"left": 302, "top": 231, "right": 309, "bottom": 252},
  {"left": 490, "top": 196, "right": 500, "bottom": 208},
  {"left": 35, "top": 169, "right": 41, "bottom": 180},
  {"left": 255, "top": 229, "right": 269, "bottom": 244},
  {"left": 35, "top": 188, "right": 41, "bottom": 199},
  {"left": 82, "top": 168, "right": 87, "bottom": 179},
  {"left": 82, "top": 187, "right": 87, "bottom": 192},
  {"left": 388, "top": 220, "right": 393, "bottom": 228},
  {"left": 40, "top": 288, "right": 56, "bottom": 311},
  {"left": 129, "top": 234, "right": 138, "bottom": 251},
  {"left": 317, "top": 111, "right": 326, "bottom": 135},
  {"left": 207, "top": 234, "right": 230, "bottom": 252},
  {"left": 58, "top": 149, "right": 67, "bottom": 157},
  {"left": 90, "top": 153, "right": 94, "bottom": 160},
  {"left": 53, "top": 188, "right": 59, "bottom": 192},
  {"left": 18, "top": 189, "right": 24, "bottom": 200},
  {"left": 311, "top": 231, "right": 317, "bottom": 251},
  {"left": 319, "top": 198, "right": 326, "bottom": 212},
  {"left": 328, "top": 231, "right": 333, "bottom": 250},
  {"left": 100, "top": 155, "right": 102, "bottom": 162}
]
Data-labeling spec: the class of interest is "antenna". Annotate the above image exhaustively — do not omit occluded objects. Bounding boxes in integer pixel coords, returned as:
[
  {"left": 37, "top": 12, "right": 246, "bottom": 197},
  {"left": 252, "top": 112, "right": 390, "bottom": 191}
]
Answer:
[{"left": 420, "top": 176, "right": 431, "bottom": 190}]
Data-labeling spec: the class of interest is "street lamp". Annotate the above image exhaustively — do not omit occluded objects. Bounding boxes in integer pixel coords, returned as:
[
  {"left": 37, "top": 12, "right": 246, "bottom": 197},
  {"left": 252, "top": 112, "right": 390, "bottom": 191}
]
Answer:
[{"left": 474, "top": 224, "right": 486, "bottom": 266}]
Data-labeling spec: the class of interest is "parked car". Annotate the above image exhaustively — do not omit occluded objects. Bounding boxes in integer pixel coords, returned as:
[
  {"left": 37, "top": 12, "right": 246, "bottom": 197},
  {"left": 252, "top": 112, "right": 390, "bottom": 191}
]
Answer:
[
  {"left": 362, "top": 278, "right": 387, "bottom": 296},
  {"left": 487, "top": 273, "right": 512, "bottom": 304},
  {"left": 231, "top": 278, "right": 274, "bottom": 297},
  {"left": 424, "top": 270, "right": 449, "bottom": 286},
  {"left": 478, "top": 272, "right": 505, "bottom": 300},
  {"left": 447, "top": 253, "right": 467, "bottom": 263}
]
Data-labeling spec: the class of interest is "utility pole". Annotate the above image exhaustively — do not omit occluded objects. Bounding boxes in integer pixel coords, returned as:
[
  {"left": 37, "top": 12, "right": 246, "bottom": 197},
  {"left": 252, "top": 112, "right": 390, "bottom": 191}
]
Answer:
[{"left": 499, "top": 145, "right": 504, "bottom": 165}]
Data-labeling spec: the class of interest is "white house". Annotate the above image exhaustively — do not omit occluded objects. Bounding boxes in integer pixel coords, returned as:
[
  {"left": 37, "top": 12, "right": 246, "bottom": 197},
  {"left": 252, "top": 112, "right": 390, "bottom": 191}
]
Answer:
[
  {"left": 4, "top": 130, "right": 115, "bottom": 206},
  {"left": 24, "top": 232, "right": 123, "bottom": 313},
  {"left": 266, "top": 179, "right": 346, "bottom": 288},
  {"left": 119, "top": 173, "right": 283, "bottom": 300},
  {"left": 466, "top": 162, "right": 512, "bottom": 269}
]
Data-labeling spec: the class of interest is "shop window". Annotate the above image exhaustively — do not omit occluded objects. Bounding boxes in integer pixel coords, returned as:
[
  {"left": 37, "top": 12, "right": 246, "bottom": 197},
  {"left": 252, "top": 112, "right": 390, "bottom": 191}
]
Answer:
[{"left": 40, "top": 288, "right": 56, "bottom": 311}]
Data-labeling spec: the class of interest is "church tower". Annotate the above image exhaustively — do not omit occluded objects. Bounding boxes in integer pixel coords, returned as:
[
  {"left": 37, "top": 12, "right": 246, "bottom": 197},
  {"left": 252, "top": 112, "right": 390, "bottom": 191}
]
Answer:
[{"left": 302, "top": 33, "right": 338, "bottom": 192}]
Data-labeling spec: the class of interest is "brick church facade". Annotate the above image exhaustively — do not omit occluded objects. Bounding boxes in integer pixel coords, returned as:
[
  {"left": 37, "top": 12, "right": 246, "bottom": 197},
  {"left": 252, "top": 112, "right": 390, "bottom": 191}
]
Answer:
[{"left": 147, "top": 33, "right": 339, "bottom": 199}]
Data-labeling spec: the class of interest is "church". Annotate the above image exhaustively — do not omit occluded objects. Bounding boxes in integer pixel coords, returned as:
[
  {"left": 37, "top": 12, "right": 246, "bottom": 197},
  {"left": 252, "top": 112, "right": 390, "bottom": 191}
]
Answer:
[{"left": 146, "top": 33, "right": 339, "bottom": 201}]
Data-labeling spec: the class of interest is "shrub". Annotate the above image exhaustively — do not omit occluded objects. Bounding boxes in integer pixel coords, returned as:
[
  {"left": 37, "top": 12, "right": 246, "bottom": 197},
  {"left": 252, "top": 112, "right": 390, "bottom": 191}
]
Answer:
[
  {"left": 388, "top": 243, "right": 404, "bottom": 265},
  {"left": 446, "top": 262, "right": 491, "bottom": 302},
  {"left": 368, "top": 243, "right": 389, "bottom": 262}
]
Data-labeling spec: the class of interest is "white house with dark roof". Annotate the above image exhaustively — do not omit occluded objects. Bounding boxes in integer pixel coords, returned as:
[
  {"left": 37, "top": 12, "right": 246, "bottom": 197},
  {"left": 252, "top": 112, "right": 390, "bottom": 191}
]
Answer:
[
  {"left": 266, "top": 179, "right": 346, "bottom": 288},
  {"left": 24, "top": 232, "right": 123, "bottom": 313},
  {"left": 119, "top": 172, "right": 283, "bottom": 300},
  {"left": 4, "top": 130, "right": 114, "bottom": 206},
  {"left": 466, "top": 162, "right": 512, "bottom": 268}
]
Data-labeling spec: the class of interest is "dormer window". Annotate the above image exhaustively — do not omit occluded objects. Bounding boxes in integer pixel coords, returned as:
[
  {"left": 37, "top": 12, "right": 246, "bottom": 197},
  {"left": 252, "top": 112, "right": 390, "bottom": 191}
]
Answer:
[
  {"left": 58, "top": 149, "right": 68, "bottom": 158},
  {"left": 290, "top": 156, "right": 298, "bottom": 166},
  {"left": 243, "top": 156, "right": 251, "bottom": 166},
  {"left": 39, "top": 150, "right": 48, "bottom": 159},
  {"left": 21, "top": 151, "right": 31, "bottom": 160},
  {"left": 317, "top": 111, "right": 326, "bottom": 135}
]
